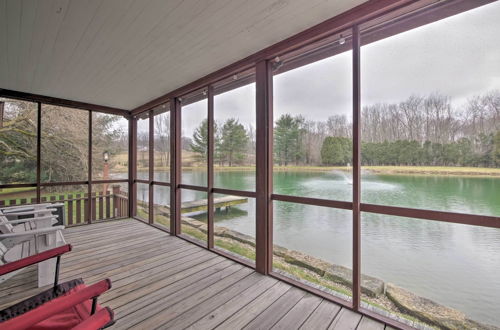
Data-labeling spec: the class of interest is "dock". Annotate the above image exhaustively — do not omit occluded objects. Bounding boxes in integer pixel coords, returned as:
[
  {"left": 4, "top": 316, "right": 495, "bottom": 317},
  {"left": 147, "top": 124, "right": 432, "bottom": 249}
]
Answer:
[
  {"left": 150, "top": 195, "right": 248, "bottom": 215},
  {"left": 181, "top": 195, "right": 248, "bottom": 213}
]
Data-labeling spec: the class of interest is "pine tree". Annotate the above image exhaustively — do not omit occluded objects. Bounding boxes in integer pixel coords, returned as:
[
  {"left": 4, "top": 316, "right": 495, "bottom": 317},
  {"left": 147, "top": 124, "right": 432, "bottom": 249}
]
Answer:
[
  {"left": 219, "top": 118, "right": 249, "bottom": 166},
  {"left": 274, "top": 114, "right": 302, "bottom": 166},
  {"left": 190, "top": 119, "right": 209, "bottom": 161}
]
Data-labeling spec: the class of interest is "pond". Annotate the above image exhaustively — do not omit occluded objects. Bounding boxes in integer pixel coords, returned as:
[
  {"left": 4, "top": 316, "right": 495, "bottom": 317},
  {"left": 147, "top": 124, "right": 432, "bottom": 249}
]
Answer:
[{"left": 138, "top": 170, "right": 500, "bottom": 326}]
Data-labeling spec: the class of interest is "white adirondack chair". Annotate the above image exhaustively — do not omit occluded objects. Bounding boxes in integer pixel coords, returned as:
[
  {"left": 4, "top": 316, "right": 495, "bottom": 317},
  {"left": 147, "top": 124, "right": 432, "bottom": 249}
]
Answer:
[
  {"left": 1, "top": 203, "right": 64, "bottom": 222},
  {"left": 0, "top": 207, "right": 66, "bottom": 287}
]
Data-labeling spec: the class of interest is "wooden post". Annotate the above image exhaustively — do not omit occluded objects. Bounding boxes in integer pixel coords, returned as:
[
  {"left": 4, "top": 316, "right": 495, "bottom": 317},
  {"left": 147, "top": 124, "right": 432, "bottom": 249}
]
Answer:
[
  {"left": 87, "top": 110, "right": 93, "bottom": 224},
  {"left": 112, "top": 185, "right": 120, "bottom": 217},
  {"left": 98, "top": 192, "right": 104, "bottom": 220},
  {"left": 255, "top": 60, "right": 273, "bottom": 275},
  {"left": 91, "top": 192, "right": 97, "bottom": 221},
  {"left": 352, "top": 25, "right": 361, "bottom": 311},
  {"left": 68, "top": 194, "right": 74, "bottom": 226},
  {"left": 105, "top": 191, "right": 111, "bottom": 219},
  {"left": 207, "top": 85, "right": 214, "bottom": 249},
  {"left": 130, "top": 117, "right": 137, "bottom": 218},
  {"left": 36, "top": 102, "right": 41, "bottom": 203},
  {"left": 149, "top": 110, "right": 154, "bottom": 225},
  {"left": 172, "top": 98, "right": 182, "bottom": 235},
  {"left": 76, "top": 194, "right": 82, "bottom": 224},
  {"left": 83, "top": 193, "right": 88, "bottom": 224}
]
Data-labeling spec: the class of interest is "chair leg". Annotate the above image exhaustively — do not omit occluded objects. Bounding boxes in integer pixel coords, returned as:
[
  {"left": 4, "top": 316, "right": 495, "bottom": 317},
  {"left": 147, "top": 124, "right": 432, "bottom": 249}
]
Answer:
[
  {"left": 91, "top": 297, "right": 98, "bottom": 315},
  {"left": 53, "top": 255, "right": 61, "bottom": 289}
]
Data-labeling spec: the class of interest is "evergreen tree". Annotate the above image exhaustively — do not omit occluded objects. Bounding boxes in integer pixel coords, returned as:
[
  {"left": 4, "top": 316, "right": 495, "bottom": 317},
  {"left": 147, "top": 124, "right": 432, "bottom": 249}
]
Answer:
[
  {"left": 218, "top": 118, "right": 249, "bottom": 166},
  {"left": 274, "top": 114, "right": 302, "bottom": 166},
  {"left": 190, "top": 119, "right": 209, "bottom": 161},
  {"left": 321, "top": 137, "right": 351, "bottom": 165}
]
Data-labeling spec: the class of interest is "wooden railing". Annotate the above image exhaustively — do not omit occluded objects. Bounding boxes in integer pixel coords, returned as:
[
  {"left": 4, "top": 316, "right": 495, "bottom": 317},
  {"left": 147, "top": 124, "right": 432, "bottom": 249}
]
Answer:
[{"left": 0, "top": 185, "right": 129, "bottom": 227}]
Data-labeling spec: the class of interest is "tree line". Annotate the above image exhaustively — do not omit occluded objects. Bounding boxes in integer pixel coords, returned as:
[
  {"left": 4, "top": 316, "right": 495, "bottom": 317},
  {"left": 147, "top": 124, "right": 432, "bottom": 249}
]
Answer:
[
  {"left": 275, "top": 91, "right": 500, "bottom": 167},
  {"left": 184, "top": 91, "right": 499, "bottom": 168}
]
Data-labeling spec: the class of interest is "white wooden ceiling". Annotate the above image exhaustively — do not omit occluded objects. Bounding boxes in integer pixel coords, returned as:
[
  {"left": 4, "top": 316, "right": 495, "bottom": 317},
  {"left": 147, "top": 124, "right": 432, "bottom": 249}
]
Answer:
[{"left": 0, "top": 0, "right": 366, "bottom": 110}]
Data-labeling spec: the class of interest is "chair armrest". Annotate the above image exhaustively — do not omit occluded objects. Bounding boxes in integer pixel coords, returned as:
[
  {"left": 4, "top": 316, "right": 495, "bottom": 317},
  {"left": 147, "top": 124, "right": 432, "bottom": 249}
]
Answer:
[
  {"left": 1, "top": 279, "right": 112, "bottom": 329},
  {"left": 1, "top": 203, "right": 64, "bottom": 212},
  {"left": 1, "top": 204, "right": 52, "bottom": 212},
  {"left": 71, "top": 307, "right": 114, "bottom": 330},
  {"left": 0, "top": 244, "right": 72, "bottom": 275},
  {"left": 6, "top": 215, "right": 59, "bottom": 225},
  {"left": 0, "top": 225, "right": 65, "bottom": 238},
  {"left": 2, "top": 208, "right": 58, "bottom": 216}
]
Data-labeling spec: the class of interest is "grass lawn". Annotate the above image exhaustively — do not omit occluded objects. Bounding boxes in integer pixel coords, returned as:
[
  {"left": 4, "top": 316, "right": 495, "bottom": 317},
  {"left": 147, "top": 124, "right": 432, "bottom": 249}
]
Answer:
[{"left": 0, "top": 187, "right": 36, "bottom": 197}]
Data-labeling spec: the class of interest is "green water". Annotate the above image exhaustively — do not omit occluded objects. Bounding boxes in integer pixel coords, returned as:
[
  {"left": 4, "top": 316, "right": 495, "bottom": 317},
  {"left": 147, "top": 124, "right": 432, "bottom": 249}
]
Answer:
[{"left": 142, "top": 170, "right": 500, "bottom": 326}]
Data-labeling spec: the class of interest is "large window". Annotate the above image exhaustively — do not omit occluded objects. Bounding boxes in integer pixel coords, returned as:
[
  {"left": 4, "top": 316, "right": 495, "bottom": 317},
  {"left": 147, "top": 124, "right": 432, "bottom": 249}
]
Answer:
[
  {"left": 41, "top": 105, "right": 89, "bottom": 182},
  {"left": 153, "top": 103, "right": 171, "bottom": 230},
  {"left": 0, "top": 98, "right": 37, "bottom": 184},
  {"left": 136, "top": 182, "right": 149, "bottom": 222},
  {"left": 92, "top": 113, "right": 128, "bottom": 180},
  {"left": 180, "top": 188, "right": 208, "bottom": 244},
  {"left": 136, "top": 113, "right": 149, "bottom": 181},
  {"left": 181, "top": 90, "right": 207, "bottom": 187},
  {"left": 154, "top": 104, "right": 170, "bottom": 182},
  {"left": 271, "top": 30, "right": 354, "bottom": 299},
  {"left": 273, "top": 35, "right": 353, "bottom": 201},
  {"left": 214, "top": 73, "right": 256, "bottom": 192},
  {"left": 153, "top": 184, "right": 170, "bottom": 228},
  {"left": 273, "top": 202, "right": 353, "bottom": 299},
  {"left": 360, "top": 2, "right": 500, "bottom": 216},
  {"left": 0, "top": 98, "right": 37, "bottom": 207},
  {"left": 40, "top": 106, "right": 90, "bottom": 226},
  {"left": 212, "top": 71, "right": 257, "bottom": 263},
  {"left": 361, "top": 212, "right": 500, "bottom": 328},
  {"left": 359, "top": 2, "right": 500, "bottom": 327}
]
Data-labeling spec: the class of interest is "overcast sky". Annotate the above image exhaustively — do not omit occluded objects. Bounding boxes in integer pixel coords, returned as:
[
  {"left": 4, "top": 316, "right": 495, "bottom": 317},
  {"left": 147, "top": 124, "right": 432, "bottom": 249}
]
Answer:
[{"left": 176, "top": 1, "right": 500, "bottom": 137}]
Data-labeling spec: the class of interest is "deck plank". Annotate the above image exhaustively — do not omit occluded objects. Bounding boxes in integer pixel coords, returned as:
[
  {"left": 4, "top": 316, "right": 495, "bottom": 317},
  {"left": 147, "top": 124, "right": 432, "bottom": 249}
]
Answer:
[
  {"left": 0, "top": 218, "right": 381, "bottom": 330},
  {"left": 214, "top": 281, "right": 291, "bottom": 329},
  {"left": 271, "top": 293, "right": 323, "bottom": 329},
  {"left": 161, "top": 272, "right": 268, "bottom": 329},
  {"left": 115, "top": 262, "right": 243, "bottom": 328},
  {"left": 357, "top": 316, "right": 385, "bottom": 330},
  {"left": 300, "top": 299, "right": 341, "bottom": 330},
  {"left": 329, "top": 308, "right": 363, "bottom": 330},
  {"left": 186, "top": 276, "right": 278, "bottom": 330},
  {"left": 243, "top": 287, "right": 307, "bottom": 329},
  {"left": 131, "top": 267, "right": 255, "bottom": 329}
]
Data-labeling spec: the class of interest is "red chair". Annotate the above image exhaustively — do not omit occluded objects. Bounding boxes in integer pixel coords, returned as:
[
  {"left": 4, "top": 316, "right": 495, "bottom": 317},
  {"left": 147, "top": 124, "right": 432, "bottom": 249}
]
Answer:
[{"left": 0, "top": 244, "right": 114, "bottom": 330}]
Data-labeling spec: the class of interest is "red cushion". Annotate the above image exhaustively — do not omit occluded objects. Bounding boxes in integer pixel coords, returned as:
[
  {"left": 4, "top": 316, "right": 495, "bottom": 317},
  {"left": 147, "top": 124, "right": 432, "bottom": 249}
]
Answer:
[
  {"left": 30, "top": 285, "right": 99, "bottom": 329},
  {"left": 1, "top": 279, "right": 111, "bottom": 330}
]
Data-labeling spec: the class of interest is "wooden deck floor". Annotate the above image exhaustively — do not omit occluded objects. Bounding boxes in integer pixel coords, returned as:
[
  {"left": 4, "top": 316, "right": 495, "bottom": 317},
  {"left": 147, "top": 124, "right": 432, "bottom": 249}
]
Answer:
[{"left": 0, "top": 219, "right": 390, "bottom": 329}]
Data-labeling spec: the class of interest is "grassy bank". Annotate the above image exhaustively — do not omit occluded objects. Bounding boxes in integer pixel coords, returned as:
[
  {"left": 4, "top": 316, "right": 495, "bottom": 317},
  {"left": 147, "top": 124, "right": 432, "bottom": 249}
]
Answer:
[
  {"left": 364, "top": 165, "right": 500, "bottom": 177},
  {"left": 145, "top": 165, "right": 500, "bottom": 176}
]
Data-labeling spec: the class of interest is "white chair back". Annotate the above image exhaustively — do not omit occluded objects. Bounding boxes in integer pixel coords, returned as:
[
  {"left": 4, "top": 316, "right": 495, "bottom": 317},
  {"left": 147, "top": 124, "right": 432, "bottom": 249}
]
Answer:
[{"left": 0, "top": 214, "right": 15, "bottom": 234}]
